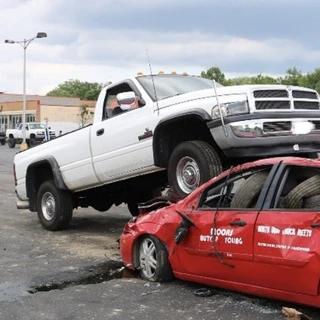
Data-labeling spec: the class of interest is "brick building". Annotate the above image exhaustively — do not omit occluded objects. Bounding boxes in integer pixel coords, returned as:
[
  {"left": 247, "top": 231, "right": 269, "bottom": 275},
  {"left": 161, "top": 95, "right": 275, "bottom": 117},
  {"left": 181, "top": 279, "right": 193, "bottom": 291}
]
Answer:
[{"left": 0, "top": 93, "right": 96, "bottom": 134}]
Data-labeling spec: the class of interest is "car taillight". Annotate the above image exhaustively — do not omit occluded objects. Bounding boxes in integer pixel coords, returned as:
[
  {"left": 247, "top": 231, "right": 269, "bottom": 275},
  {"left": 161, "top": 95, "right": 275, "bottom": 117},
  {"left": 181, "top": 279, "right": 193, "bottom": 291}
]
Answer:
[{"left": 13, "top": 163, "right": 17, "bottom": 186}]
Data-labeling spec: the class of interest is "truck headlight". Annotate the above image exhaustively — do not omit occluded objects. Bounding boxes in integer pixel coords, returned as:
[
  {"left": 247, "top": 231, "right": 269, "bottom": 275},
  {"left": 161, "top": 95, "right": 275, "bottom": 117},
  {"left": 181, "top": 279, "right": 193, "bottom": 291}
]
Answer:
[{"left": 211, "top": 101, "right": 249, "bottom": 119}]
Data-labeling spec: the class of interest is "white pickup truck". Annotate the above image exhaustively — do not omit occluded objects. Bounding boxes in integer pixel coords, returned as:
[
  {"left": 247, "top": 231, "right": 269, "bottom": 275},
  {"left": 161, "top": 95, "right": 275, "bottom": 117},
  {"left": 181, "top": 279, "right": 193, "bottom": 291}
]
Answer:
[
  {"left": 6, "top": 122, "right": 56, "bottom": 148},
  {"left": 13, "top": 73, "right": 320, "bottom": 230}
]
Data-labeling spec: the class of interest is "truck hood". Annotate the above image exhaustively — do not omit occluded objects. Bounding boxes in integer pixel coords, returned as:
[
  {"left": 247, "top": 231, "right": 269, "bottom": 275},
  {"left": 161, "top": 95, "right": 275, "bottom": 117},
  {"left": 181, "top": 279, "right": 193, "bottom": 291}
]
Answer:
[{"left": 157, "top": 84, "right": 318, "bottom": 107}]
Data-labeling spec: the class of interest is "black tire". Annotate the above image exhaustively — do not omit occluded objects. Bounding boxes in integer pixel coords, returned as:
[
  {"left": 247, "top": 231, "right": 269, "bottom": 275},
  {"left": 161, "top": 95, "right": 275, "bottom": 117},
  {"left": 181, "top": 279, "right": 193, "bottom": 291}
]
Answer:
[
  {"left": 138, "top": 235, "right": 173, "bottom": 282},
  {"left": 29, "top": 138, "right": 37, "bottom": 148},
  {"left": 168, "top": 141, "right": 222, "bottom": 199},
  {"left": 303, "top": 195, "right": 320, "bottom": 209},
  {"left": 36, "top": 180, "right": 73, "bottom": 231},
  {"left": 128, "top": 187, "right": 162, "bottom": 216},
  {"left": 8, "top": 138, "right": 16, "bottom": 148},
  {"left": 282, "top": 175, "right": 320, "bottom": 209},
  {"left": 230, "top": 171, "right": 269, "bottom": 208},
  {"left": 0, "top": 139, "right": 5, "bottom": 145}
]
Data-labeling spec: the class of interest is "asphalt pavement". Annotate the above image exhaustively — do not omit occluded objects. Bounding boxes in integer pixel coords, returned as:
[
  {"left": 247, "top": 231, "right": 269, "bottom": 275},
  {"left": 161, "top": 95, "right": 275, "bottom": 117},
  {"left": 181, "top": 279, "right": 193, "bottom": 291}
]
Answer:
[{"left": 0, "top": 145, "right": 318, "bottom": 320}]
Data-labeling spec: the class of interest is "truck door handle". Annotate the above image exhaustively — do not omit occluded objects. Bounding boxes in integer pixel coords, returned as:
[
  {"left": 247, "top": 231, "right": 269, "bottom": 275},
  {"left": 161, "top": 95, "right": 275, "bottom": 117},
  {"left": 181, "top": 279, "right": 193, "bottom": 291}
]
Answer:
[
  {"left": 311, "top": 222, "right": 320, "bottom": 228},
  {"left": 96, "top": 128, "right": 104, "bottom": 136},
  {"left": 229, "top": 220, "right": 247, "bottom": 227}
]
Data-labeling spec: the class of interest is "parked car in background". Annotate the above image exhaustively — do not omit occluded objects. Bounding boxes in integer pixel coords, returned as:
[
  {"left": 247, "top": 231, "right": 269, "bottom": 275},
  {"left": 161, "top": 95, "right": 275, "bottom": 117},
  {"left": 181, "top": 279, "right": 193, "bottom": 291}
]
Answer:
[
  {"left": 120, "top": 156, "right": 320, "bottom": 308},
  {"left": 6, "top": 122, "right": 56, "bottom": 148}
]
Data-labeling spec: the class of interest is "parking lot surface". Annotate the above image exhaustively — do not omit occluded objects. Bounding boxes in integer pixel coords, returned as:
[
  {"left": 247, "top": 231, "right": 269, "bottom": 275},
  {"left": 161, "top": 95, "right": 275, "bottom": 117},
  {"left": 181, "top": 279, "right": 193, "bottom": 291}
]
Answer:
[{"left": 0, "top": 145, "right": 318, "bottom": 319}]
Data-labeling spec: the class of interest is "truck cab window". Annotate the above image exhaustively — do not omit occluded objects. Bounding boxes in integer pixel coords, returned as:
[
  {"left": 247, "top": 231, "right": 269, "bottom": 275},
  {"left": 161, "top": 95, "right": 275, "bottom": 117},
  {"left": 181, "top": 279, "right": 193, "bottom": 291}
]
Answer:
[{"left": 103, "top": 83, "right": 140, "bottom": 120}]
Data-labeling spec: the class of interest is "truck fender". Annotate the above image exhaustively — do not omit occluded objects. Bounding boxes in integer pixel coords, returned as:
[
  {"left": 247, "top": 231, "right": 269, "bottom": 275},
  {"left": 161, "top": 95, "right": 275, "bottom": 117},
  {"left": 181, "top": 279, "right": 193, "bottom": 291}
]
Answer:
[
  {"left": 26, "top": 156, "right": 69, "bottom": 191},
  {"left": 26, "top": 156, "right": 69, "bottom": 212},
  {"left": 153, "top": 108, "right": 212, "bottom": 167}
]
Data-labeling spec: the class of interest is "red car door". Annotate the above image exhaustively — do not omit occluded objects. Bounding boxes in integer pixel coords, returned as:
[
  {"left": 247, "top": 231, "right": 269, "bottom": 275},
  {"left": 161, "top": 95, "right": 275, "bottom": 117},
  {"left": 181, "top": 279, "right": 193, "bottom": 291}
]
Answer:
[
  {"left": 176, "top": 165, "right": 275, "bottom": 284},
  {"left": 181, "top": 209, "right": 258, "bottom": 283},
  {"left": 253, "top": 164, "right": 320, "bottom": 295}
]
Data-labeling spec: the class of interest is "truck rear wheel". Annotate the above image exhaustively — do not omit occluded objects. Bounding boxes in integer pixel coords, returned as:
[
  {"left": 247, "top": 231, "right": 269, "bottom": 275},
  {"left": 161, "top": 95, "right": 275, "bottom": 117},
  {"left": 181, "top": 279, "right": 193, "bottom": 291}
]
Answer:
[
  {"left": 36, "top": 180, "right": 73, "bottom": 231},
  {"left": 0, "top": 139, "right": 5, "bottom": 145},
  {"left": 168, "top": 141, "right": 223, "bottom": 199},
  {"left": 8, "top": 138, "right": 16, "bottom": 148}
]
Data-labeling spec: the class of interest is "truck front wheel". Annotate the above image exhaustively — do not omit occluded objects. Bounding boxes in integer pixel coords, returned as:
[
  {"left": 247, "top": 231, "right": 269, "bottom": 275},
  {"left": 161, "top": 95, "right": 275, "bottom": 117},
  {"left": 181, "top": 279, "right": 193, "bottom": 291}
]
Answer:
[
  {"left": 168, "top": 141, "right": 223, "bottom": 199},
  {"left": 36, "top": 180, "right": 73, "bottom": 231},
  {"left": 8, "top": 138, "right": 16, "bottom": 148}
]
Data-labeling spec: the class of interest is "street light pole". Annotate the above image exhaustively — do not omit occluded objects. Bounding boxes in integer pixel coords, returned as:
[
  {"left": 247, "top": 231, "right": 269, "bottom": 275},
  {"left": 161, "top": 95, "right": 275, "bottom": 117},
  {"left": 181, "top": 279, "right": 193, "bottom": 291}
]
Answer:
[{"left": 5, "top": 32, "right": 47, "bottom": 150}]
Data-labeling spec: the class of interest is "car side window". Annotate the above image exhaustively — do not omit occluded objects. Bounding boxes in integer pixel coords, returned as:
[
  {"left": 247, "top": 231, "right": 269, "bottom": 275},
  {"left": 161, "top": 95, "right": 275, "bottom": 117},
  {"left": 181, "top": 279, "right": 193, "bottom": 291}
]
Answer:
[
  {"left": 103, "top": 82, "right": 141, "bottom": 120},
  {"left": 272, "top": 166, "right": 320, "bottom": 210},
  {"left": 199, "top": 166, "right": 272, "bottom": 210}
]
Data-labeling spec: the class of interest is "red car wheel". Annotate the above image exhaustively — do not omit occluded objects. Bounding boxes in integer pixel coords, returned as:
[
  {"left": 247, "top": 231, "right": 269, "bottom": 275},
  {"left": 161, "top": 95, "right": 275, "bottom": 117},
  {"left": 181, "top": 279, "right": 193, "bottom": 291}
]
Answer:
[{"left": 138, "top": 235, "right": 173, "bottom": 282}]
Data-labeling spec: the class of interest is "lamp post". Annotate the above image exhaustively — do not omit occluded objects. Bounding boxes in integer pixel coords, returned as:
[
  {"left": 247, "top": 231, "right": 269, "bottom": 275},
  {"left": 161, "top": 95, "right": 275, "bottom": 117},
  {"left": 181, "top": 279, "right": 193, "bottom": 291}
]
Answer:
[{"left": 5, "top": 32, "right": 47, "bottom": 150}]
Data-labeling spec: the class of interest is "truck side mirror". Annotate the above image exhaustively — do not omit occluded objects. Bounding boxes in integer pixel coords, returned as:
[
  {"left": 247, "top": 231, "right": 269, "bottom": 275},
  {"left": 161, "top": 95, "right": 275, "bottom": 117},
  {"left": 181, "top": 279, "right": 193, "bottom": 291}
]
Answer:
[{"left": 116, "top": 91, "right": 136, "bottom": 105}]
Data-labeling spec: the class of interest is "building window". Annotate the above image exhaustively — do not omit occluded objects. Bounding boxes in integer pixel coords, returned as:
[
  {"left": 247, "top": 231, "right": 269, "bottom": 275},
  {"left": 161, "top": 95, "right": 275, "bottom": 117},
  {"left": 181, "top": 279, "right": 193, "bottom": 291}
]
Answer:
[
  {"left": 26, "top": 114, "right": 36, "bottom": 122},
  {"left": 9, "top": 115, "right": 22, "bottom": 129},
  {"left": 0, "top": 116, "right": 7, "bottom": 132}
]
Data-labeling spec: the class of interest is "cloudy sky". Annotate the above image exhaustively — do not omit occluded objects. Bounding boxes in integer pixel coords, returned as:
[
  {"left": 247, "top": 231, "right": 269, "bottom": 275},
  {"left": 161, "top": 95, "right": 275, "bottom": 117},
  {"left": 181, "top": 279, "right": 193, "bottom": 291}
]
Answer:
[{"left": 0, "top": 0, "right": 320, "bottom": 95}]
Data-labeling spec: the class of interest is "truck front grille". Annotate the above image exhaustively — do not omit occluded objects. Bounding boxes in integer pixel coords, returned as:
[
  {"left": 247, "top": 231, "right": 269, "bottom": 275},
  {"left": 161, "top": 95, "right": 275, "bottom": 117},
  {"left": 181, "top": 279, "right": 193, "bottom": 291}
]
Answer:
[
  {"left": 294, "top": 101, "right": 320, "bottom": 110},
  {"left": 256, "top": 101, "right": 290, "bottom": 110},
  {"left": 253, "top": 88, "right": 320, "bottom": 111},
  {"left": 254, "top": 90, "right": 288, "bottom": 98},
  {"left": 292, "top": 90, "right": 318, "bottom": 99}
]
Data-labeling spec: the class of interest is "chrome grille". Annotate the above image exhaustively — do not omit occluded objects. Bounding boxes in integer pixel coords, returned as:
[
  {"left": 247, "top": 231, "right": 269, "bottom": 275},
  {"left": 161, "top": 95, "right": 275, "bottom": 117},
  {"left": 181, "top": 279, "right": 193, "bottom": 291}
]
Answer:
[
  {"left": 263, "top": 122, "right": 291, "bottom": 133},
  {"left": 254, "top": 90, "right": 288, "bottom": 98},
  {"left": 294, "top": 101, "right": 320, "bottom": 110},
  {"left": 256, "top": 101, "right": 290, "bottom": 110},
  {"left": 253, "top": 88, "right": 319, "bottom": 111},
  {"left": 292, "top": 90, "right": 318, "bottom": 99}
]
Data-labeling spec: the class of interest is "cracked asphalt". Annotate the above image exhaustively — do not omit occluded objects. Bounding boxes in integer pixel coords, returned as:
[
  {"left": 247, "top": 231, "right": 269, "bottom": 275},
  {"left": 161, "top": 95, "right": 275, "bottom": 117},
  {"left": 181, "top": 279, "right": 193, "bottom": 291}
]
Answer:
[{"left": 0, "top": 146, "right": 318, "bottom": 319}]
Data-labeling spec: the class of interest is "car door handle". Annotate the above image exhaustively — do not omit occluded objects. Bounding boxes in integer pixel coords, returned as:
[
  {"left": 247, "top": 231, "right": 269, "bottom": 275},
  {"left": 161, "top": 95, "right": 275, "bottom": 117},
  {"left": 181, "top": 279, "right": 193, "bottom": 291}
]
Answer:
[
  {"left": 311, "top": 222, "right": 320, "bottom": 228},
  {"left": 96, "top": 128, "right": 104, "bottom": 136},
  {"left": 229, "top": 220, "right": 247, "bottom": 227}
]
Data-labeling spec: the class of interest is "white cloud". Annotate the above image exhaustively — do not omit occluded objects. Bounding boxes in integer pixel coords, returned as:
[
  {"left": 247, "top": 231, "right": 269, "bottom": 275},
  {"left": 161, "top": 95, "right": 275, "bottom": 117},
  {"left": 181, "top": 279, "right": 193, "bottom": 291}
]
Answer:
[{"left": 0, "top": 0, "right": 319, "bottom": 95}]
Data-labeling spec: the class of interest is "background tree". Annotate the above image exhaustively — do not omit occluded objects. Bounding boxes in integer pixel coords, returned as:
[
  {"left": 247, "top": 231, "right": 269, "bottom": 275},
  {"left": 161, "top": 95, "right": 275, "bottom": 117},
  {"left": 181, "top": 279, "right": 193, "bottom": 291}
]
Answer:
[
  {"left": 200, "top": 66, "right": 320, "bottom": 94},
  {"left": 47, "top": 79, "right": 111, "bottom": 100},
  {"left": 78, "top": 104, "right": 94, "bottom": 128},
  {"left": 200, "top": 67, "right": 227, "bottom": 85}
]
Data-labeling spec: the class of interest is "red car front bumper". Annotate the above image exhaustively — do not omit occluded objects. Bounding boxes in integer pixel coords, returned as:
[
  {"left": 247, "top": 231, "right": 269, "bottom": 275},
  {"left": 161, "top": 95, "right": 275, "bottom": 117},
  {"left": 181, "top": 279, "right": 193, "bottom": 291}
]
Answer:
[{"left": 120, "top": 232, "right": 136, "bottom": 270}]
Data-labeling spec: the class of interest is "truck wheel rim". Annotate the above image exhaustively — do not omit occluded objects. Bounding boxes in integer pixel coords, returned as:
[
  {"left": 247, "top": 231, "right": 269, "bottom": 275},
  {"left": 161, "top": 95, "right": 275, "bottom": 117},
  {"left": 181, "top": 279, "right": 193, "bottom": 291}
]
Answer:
[
  {"left": 176, "top": 156, "right": 200, "bottom": 194},
  {"left": 41, "top": 192, "right": 56, "bottom": 221},
  {"left": 139, "top": 238, "right": 157, "bottom": 279}
]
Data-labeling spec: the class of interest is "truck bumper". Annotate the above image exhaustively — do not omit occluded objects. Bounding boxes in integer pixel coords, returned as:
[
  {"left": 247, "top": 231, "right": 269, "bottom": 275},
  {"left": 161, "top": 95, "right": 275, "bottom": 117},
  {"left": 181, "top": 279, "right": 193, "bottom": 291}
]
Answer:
[
  {"left": 208, "top": 116, "right": 320, "bottom": 158},
  {"left": 16, "top": 200, "right": 30, "bottom": 209},
  {"left": 15, "top": 190, "right": 29, "bottom": 209}
]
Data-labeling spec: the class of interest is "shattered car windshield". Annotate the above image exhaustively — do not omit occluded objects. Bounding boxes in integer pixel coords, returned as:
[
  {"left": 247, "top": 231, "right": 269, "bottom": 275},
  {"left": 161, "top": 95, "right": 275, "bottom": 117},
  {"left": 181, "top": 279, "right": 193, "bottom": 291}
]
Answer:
[{"left": 137, "top": 75, "right": 223, "bottom": 101}]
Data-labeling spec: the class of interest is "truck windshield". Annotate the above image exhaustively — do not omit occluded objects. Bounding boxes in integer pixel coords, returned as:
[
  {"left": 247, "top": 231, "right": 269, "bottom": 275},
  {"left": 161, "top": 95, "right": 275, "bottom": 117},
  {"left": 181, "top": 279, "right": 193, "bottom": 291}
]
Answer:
[
  {"left": 28, "top": 124, "right": 45, "bottom": 129},
  {"left": 136, "top": 75, "right": 223, "bottom": 101}
]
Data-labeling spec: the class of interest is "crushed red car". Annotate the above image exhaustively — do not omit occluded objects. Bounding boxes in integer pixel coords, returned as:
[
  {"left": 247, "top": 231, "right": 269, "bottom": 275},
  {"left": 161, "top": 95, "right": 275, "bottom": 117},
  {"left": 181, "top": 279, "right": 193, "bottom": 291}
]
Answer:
[{"left": 120, "top": 156, "right": 320, "bottom": 308}]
